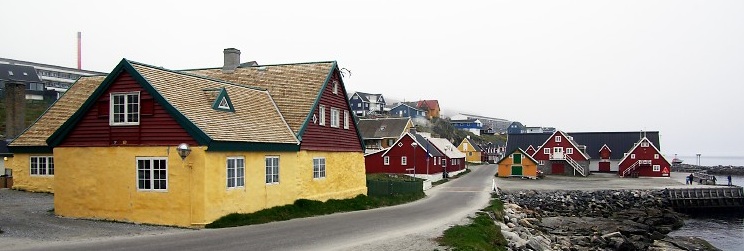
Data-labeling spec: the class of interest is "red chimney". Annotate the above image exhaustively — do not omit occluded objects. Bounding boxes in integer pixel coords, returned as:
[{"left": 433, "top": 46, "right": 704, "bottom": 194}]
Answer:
[{"left": 77, "top": 32, "right": 82, "bottom": 69}]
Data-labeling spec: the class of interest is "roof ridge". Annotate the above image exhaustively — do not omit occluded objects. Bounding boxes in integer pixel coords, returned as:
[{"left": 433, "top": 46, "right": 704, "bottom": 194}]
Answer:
[
  {"left": 178, "top": 60, "right": 337, "bottom": 71},
  {"left": 126, "top": 60, "right": 268, "bottom": 92}
]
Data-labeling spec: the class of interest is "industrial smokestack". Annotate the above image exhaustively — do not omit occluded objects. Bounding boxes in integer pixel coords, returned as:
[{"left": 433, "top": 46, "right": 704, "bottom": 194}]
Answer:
[{"left": 77, "top": 32, "right": 82, "bottom": 70}]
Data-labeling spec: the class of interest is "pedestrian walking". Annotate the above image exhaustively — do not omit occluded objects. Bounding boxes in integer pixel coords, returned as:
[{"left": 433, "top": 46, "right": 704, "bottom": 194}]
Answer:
[{"left": 728, "top": 175, "right": 733, "bottom": 186}]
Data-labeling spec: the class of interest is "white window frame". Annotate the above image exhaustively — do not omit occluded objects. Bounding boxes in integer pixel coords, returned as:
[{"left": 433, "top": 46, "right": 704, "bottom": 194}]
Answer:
[
  {"left": 265, "top": 156, "right": 280, "bottom": 184},
  {"left": 330, "top": 108, "right": 340, "bottom": 128},
  {"left": 29, "top": 156, "right": 54, "bottom": 176},
  {"left": 653, "top": 165, "right": 661, "bottom": 172},
  {"left": 217, "top": 97, "right": 230, "bottom": 110},
  {"left": 110, "top": 92, "right": 140, "bottom": 126},
  {"left": 401, "top": 156, "right": 407, "bottom": 165},
  {"left": 384, "top": 156, "right": 390, "bottom": 165},
  {"left": 441, "top": 159, "right": 446, "bottom": 167},
  {"left": 313, "top": 157, "right": 326, "bottom": 179},
  {"left": 451, "top": 159, "right": 455, "bottom": 165},
  {"left": 654, "top": 154, "right": 659, "bottom": 159},
  {"left": 631, "top": 154, "right": 636, "bottom": 159},
  {"left": 136, "top": 157, "right": 168, "bottom": 191},
  {"left": 227, "top": 157, "right": 245, "bottom": 188},
  {"left": 357, "top": 103, "right": 362, "bottom": 108},
  {"left": 555, "top": 136, "right": 562, "bottom": 142},
  {"left": 319, "top": 105, "right": 326, "bottom": 126},
  {"left": 544, "top": 148, "right": 550, "bottom": 154},
  {"left": 539, "top": 160, "right": 545, "bottom": 165},
  {"left": 566, "top": 148, "right": 573, "bottom": 154},
  {"left": 343, "top": 110, "right": 349, "bottom": 129},
  {"left": 332, "top": 81, "right": 338, "bottom": 94},
  {"left": 641, "top": 142, "right": 649, "bottom": 147}
]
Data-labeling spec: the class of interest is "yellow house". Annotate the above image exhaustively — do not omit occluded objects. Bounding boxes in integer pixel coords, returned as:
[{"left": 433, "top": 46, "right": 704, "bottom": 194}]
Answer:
[
  {"left": 497, "top": 148, "right": 539, "bottom": 179},
  {"left": 458, "top": 137, "right": 482, "bottom": 163},
  {"left": 8, "top": 50, "right": 367, "bottom": 227}
]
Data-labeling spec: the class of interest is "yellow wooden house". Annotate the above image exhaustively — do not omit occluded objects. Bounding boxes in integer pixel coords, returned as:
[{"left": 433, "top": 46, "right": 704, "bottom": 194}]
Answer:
[
  {"left": 8, "top": 52, "right": 367, "bottom": 227},
  {"left": 457, "top": 137, "right": 482, "bottom": 163},
  {"left": 497, "top": 148, "right": 539, "bottom": 178}
]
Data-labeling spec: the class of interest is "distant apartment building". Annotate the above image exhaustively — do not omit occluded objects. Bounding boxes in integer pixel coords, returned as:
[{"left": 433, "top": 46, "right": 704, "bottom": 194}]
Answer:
[
  {"left": 349, "top": 91, "right": 386, "bottom": 117},
  {"left": 0, "top": 57, "right": 105, "bottom": 100},
  {"left": 451, "top": 113, "right": 511, "bottom": 135}
]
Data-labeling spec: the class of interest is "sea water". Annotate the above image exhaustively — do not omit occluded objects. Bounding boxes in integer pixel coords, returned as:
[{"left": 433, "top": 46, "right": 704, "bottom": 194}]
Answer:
[
  {"left": 668, "top": 174, "right": 744, "bottom": 250},
  {"left": 674, "top": 155, "right": 744, "bottom": 167}
]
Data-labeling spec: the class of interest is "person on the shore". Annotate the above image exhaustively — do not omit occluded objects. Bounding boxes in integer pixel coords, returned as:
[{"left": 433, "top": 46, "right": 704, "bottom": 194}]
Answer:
[
  {"left": 689, "top": 173, "right": 694, "bottom": 185},
  {"left": 712, "top": 176, "right": 717, "bottom": 185},
  {"left": 728, "top": 175, "right": 732, "bottom": 186}
]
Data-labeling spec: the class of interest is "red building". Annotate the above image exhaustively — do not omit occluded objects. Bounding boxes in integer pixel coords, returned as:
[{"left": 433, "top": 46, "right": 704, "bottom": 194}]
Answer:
[
  {"left": 618, "top": 137, "right": 671, "bottom": 177},
  {"left": 532, "top": 131, "right": 590, "bottom": 176},
  {"left": 365, "top": 133, "right": 445, "bottom": 176}
]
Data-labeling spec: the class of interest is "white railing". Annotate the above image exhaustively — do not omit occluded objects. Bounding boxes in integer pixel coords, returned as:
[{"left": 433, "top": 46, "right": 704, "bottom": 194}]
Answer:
[
  {"left": 622, "top": 160, "right": 640, "bottom": 177},
  {"left": 565, "top": 155, "right": 586, "bottom": 176}
]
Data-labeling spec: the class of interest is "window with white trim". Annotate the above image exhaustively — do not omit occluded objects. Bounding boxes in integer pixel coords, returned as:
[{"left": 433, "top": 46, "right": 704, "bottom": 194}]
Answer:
[
  {"left": 30, "top": 156, "right": 54, "bottom": 176},
  {"left": 265, "top": 156, "right": 280, "bottom": 184},
  {"left": 544, "top": 148, "right": 550, "bottom": 154},
  {"left": 654, "top": 154, "right": 659, "bottom": 159},
  {"left": 343, "top": 110, "right": 349, "bottom": 129},
  {"left": 384, "top": 156, "right": 390, "bottom": 165},
  {"left": 401, "top": 156, "right": 407, "bottom": 165},
  {"left": 451, "top": 159, "right": 455, "bottom": 165},
  {"left": 227, "top": 157, "right": 245, "bottom": 188},
  {"left": 566, "top": 148, "right": 573, "bottom": 154},
  {"left": 653, "top": 165, "right": 660, "bottom": 172},
  {"left": 539, "top": 160, "right": 545, "bottom": 165},
  {"left": 318, "top": 105, "right": 327, "bottom": 126},
  {"left": 332, "top": 80, "right": 338, "bottom": 94},
  {"left": 631, "top": 154, "right": 636, "bottom": 159},
  {"left": 357, "top": 103, "right": 361, "bottom": 108},
  {"left": 441, "top": 159, "right": 446, "bottom": 166},
  {"left": 217, "top": 97, "right": 230, "bottom": 110},
  {"left": 641, "top": 142, "right": 649, "bottom": 147},
  {"left": 313, "top": 158, "right": 326, "bottom": 179},
  {"left": 555, "top": 136, "right": 562, "bottom": 142},
  {"left": 330, "top": 108, "right": 340, "bottom": 128},
  {"left": 110, "top": 92, "right": 140, "bottom": 125},
  {"left": 137, "top": 157, "right": 167, "bottom": 191}
]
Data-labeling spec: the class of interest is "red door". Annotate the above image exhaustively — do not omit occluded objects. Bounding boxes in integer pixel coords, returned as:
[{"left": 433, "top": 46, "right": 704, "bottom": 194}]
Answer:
[
  {"left": 551, "top": 163, "right": 565, "bottom": 174},
  {"left": 599, "top": 162, "right": 611, "bottom": 172}
]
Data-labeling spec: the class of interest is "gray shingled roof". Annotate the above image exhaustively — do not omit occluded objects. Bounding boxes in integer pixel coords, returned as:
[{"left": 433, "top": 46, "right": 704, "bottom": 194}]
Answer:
[
  {"left": 0, "top": 64, "right": 41, "bottom": 82},
  {"left": 357, "top": 118, "right": 411, "bottom": 139}
]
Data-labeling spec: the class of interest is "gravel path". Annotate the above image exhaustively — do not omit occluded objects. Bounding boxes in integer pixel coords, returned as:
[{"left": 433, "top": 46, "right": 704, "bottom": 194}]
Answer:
[{"left": 0, "top": 189, "right": 187, "bottom": 250}]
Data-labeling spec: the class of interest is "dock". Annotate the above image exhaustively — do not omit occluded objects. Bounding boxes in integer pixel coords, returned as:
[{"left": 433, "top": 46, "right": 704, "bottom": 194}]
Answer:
[{"left": 666, "top": 186, "right": 744, "bottom": 211}]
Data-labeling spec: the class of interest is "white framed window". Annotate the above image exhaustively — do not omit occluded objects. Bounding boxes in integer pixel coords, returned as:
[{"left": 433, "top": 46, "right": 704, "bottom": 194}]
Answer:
[
  {"left": 227, "top": 157, "right": 245, "bottom": 188},
  {"left": 555, "top": 136, "right": 562, "bottom": 142},
  {"left": 401, "top": 156, "right": 407, "bottom": 165},
  {"left": 357, "top": 103, "right": 361, "bottom": 108},
  {"left": 330, "top": 108, "right": 340, "bottom": 128},
  {"left": 313, "top": 158, "right": 326, "bottom": 179},
  {"left": 217, "top": 97, "right": 230, "bottom": 110},
  {"left": 319, "top": 105, "right": 326, "bottom": 126},
  {"left": 332, "top": 80, "right": 338, "bottom": 95},
  {"left": 137, "top": 157, "right": 167, "bottom": 191},
  {"left": 544, "top": 148, "right": 550, "bottom": 154},
  {"left": 539, "top": 160, "right": 545, "bottom": 165},
  {"left": 566, "top": 148, "right": 573, "bottom": 154},
  {"left": 110, "top": 92, "right": 140, "bottom": 126},
  {"left": 265, "top": 156, "right": 280, "bottom": 184},
  {"left": 384, "top": 156, "right": 390, "bottom": 165},
  {"left": 343, "top": 110, "right": 349, "bottom": 129},
  {"left": 654, "top": 154, "right": 659, "bottom": 159},
  {"left": 30, "top": 156, "right": 54, "bottom": 176},
  {"left": 463, "top": 143, "right": 468, "bottom": 151},
  {"left": 641, "top": 142, "right": 649, "bottom": 147},
  {"left": 441, "top": 159, "right": 446, "bottom": 166},
  {"left": 653, "top": 165, "right": 660, "bottom": 172},
  {"left": 631, "top": 154, "right": 636, "bottom": 159},
  {"left": 451, "top": 159, "right": 455, "bottom": 165}
]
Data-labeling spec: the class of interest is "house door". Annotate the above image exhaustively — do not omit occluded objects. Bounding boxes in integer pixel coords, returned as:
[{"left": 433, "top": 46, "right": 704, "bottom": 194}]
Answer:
[
  {"left": 599, "top": 162, "right": 611, "bottom": 172},
  {"left": 552, "top": 147, "right": 564, "bottom": 159},
  {"left": 551, "top": 163, "right": 565, "bottom": 174},
  {"left": 512, "top": 165, "right": 523, "bottom": 176}
]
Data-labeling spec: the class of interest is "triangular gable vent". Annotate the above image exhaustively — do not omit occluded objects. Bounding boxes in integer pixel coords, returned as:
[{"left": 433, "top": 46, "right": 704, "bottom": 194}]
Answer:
[{"left": 209, "top": 88, "right": 235, "bottom": 112}]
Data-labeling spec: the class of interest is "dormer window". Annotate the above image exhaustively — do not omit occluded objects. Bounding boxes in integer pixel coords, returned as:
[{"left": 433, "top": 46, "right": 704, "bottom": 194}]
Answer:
[
  {"left": 110, "top": 92, "right": 140, "bottom": 126},
  {"left": 211, "top": 88, "right": 234, "bottom": 112}
]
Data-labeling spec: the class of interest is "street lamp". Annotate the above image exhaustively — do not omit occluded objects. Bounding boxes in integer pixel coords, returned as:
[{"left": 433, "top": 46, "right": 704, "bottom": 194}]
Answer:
[
  {"left": 177, "top": 143, "right": 191, "bottom": 160},
  {"left": 411, "top": 142, "right": 418, "bottom": 180}
]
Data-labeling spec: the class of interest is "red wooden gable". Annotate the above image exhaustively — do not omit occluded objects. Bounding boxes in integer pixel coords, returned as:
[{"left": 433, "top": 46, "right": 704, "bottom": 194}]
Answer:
[
  {"left": 533, "top": 131, "right": 588, "bottom": 161},
  {"left": 618, "top": 138, "right": 670, "bottom": 177},
  {"left": 599, "top": 144, "right": 612, "bottom": 159},
  {"left": 364, "top": 134, "right": 443, "bottom": 174},
  {"left": 301, "top": 71, "right": 363, "bottom": 152},
  {"left": 525, "top": 145, "right": 536, "bottom": 156},
  {"left": 59, "top": 72, "right": 197, "bottom": 147}
]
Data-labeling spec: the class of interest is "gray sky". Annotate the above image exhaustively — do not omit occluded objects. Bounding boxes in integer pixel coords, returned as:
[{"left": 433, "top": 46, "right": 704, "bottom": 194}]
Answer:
[{"left": 2, "top": 0, "right": 743, "bottom": 158}]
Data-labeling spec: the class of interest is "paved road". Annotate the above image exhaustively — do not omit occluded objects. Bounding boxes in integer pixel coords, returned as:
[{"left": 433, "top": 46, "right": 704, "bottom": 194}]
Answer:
[{"left": 17, "top": 165, "right": 497, "bottom": 251}]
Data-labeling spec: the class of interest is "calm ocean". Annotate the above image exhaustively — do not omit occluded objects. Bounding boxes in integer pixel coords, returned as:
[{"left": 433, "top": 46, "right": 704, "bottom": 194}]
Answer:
[
  {"left": 672, "top": 155, "right": 744, "bottom": 167},
  {"left": 668, "top": 174, "right": 744, "bottom": 250}
]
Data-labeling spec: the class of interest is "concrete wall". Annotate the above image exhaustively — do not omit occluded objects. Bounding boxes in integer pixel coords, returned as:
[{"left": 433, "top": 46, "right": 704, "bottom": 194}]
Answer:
[{"left": 7, "top": 153, "right": 55, "bottom": 193}]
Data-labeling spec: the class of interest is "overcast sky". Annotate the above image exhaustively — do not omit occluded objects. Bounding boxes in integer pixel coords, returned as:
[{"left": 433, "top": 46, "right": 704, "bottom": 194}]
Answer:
[{"left": 2, "top": 0, "right": 743, "bottom": 158}]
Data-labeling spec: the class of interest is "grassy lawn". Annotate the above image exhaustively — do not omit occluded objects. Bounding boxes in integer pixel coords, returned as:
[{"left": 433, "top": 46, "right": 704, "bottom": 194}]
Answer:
[
  {"left": 438, "top": 194, "right": 507, "bottom": 251},
  {"left": 433, "top": 168, "right": 472, "bottom": 186}
]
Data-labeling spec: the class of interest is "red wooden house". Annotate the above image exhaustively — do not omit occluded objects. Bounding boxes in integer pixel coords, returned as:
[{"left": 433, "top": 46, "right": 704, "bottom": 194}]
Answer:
[
  {"left": 597, "top": 144, "right": 612, "bottom": 172},
  {"left": 365, "top": 133, "right": 446, "bottom": 177},
  {"left": 618, "top": 137, "right": 671, "bottom": 177},
  {"left": 532, "top": 131, "right": 590, "bottom": 176}
]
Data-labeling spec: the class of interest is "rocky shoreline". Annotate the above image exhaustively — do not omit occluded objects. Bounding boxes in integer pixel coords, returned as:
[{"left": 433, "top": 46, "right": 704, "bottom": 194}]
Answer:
[
  {"left": 673, "top": 164, "right": 744, "bottom": 176},
  {"left": 497, "top": 189, "right": 720, "bottom": 251}
]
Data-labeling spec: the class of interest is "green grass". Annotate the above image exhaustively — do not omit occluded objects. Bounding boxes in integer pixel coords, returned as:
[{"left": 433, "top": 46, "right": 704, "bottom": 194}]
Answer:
[
  {"left": 367, "top": 173, "right": 425, "bottom": 182},
  {"left": 432, "top": 168, "right": 472, "bottom": 186},
  {"left": 438, "top": 196, "right": 507, "bottom": 251},
  {"left": 206, "top": 192, "right": 425, "bottom": 228}
]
